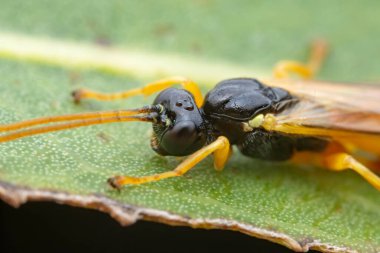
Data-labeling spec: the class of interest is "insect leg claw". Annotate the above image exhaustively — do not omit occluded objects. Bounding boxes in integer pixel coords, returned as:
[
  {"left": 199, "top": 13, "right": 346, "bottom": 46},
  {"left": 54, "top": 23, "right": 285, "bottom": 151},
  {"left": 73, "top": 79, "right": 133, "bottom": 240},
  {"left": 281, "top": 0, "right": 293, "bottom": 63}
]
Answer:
[
  {"left": 107, "top": 176, "right": 124, "bottom": 189},
  {"left": 71, "top": 89, "right": 85, "bottom": 103},
  {"left": 107, "top": 175, "right": 144, "bottom": 188}
]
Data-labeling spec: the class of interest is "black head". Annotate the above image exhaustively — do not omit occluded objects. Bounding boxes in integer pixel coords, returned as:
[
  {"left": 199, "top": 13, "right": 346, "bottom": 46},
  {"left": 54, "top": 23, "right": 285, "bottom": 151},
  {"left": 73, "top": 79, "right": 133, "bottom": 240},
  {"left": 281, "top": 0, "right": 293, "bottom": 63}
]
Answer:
[{"left": 150, "top": 88, "right": 207, "bottom": 156}]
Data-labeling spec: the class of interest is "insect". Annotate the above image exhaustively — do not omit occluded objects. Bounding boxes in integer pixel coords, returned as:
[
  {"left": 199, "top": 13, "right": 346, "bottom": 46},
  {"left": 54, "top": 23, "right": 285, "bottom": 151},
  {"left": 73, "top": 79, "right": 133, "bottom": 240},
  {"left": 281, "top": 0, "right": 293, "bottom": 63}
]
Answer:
[{"left": 1, "top": 41, "right": 379, "bottom": 191}]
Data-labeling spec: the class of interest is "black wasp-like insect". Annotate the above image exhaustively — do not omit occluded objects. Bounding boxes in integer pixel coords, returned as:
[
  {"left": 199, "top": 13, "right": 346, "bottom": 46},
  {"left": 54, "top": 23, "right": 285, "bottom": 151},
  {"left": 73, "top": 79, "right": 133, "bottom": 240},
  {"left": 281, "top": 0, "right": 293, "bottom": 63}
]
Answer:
[{"left": 1, "top": 41, "right": 380, "bottom": 190}]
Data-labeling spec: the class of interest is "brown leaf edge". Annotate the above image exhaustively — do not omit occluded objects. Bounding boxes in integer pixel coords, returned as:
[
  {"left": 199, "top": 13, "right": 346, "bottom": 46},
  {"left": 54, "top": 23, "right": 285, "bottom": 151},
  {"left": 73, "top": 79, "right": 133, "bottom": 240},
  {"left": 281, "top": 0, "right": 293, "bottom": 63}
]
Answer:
[{"left": 0, "top": 181, "right": 356, "bottom": 253}]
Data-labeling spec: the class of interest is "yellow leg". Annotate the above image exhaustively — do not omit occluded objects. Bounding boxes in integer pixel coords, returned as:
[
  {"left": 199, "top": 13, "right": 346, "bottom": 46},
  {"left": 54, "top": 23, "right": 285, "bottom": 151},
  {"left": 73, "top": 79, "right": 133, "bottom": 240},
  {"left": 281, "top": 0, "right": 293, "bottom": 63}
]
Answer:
[
  {"left": 108, "top": 136, "right": 231, "bottom": 188},
  {"left": 72, "top": 76, "right": 204, "bottom": 107},
  {"left": 273, "top": 40, "right": 328, "bottom": 79},
  {"left": 213, "top": 142, "right": 233, "bottom": 171},
  {"left": 324, "top": 152, "right": 380, "bottom": 191}
]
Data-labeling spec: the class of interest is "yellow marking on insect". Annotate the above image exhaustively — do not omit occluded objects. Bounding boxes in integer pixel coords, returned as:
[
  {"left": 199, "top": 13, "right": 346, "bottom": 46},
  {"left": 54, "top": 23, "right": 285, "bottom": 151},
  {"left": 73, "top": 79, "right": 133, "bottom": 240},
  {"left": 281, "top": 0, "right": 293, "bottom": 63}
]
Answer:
[
  {"left": 157, "top": 104, "right": 165, "bottom": 113},
  {"left": 241, "top": 123, "right": 253, "bottom": 132},
  {"left": 248, "top": 114, "right": 265, "bottom": 128},
  {"left": 261, "top": 114, "right": 278, "bottom": 131}
]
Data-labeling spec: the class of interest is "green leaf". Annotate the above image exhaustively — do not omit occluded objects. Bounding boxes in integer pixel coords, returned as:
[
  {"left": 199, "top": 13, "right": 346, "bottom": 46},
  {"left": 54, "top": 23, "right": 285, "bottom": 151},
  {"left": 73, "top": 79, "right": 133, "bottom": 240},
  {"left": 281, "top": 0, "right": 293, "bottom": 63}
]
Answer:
[{"left": 0, "top": 1, "right": 380, "bottom": 252}]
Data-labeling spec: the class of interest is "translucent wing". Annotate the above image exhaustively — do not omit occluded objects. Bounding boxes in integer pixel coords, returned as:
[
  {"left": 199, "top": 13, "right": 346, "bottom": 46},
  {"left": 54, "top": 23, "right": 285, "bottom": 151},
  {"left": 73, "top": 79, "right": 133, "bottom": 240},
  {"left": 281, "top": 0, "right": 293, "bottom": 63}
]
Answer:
[{"left": 264, "top": 79, "right": 380, "bottom": 154}]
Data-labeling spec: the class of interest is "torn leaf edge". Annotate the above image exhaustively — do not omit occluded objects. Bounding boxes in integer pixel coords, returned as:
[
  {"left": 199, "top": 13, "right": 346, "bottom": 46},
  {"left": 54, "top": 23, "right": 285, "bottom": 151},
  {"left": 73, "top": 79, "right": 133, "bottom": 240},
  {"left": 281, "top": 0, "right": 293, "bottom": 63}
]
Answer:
[{"left": 0, "top": 181, "right": 357, "bottom": 253}]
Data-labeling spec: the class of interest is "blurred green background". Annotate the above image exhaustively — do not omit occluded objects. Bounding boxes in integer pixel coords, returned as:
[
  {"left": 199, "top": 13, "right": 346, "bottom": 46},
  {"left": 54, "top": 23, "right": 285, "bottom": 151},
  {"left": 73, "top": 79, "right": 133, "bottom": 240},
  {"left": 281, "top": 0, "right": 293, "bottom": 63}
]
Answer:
[{"left": 1, "top": 0, "right": 380, "bottom": 81}]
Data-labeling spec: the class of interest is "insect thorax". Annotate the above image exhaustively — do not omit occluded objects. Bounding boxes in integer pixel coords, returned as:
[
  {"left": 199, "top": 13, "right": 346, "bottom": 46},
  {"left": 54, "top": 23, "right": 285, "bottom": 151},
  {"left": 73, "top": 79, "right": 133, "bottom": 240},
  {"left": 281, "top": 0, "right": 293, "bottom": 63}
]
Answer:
[{"left": 202, "top": 78, "right": 329, "bottom": 161}]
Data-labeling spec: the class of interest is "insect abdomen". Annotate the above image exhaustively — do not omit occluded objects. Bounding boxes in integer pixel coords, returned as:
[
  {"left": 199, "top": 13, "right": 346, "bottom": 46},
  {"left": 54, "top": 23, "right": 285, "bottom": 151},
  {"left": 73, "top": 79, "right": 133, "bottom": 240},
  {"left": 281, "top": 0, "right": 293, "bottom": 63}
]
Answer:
[{"left": 238, "top": 129, "right": 329, "bottom": 161}]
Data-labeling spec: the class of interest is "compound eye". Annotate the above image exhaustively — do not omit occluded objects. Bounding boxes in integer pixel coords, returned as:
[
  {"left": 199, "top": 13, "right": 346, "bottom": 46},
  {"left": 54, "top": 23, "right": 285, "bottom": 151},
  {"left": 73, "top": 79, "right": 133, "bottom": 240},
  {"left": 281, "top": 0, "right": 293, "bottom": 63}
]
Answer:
[{"left": 161, "top": 121, "right": 199, "bottom": 156}]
